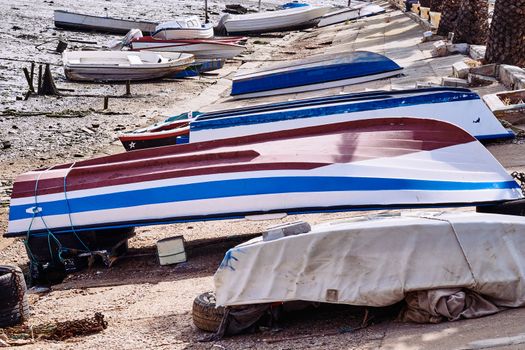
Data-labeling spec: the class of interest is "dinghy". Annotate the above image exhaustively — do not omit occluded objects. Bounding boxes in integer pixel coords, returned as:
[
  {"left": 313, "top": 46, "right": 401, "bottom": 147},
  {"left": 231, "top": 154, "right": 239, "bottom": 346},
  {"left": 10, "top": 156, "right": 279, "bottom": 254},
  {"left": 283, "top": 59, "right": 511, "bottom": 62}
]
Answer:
[
  {"left": 6, "top": 117, "right": 521, "bottom": 237},
  {"left": 230, "top": 51, "right": 403, "bottom": 99},
  {"left": 119, "top": 87, "right": 512, "bottom": 150},
  {"left": 152, "top": 16, "right": 214, "bottom": 40},
  {"left": 54, "top": 10, "right": 158, "bottom": 35},
  {"left": 171, "top": 58, "right": 225, "bottom": 78},
  {"left": 63, "top": 51, "right": 194, "bottom": 82},
  {"left": 216, "top": 5, "right": 331, "bottom": 35},
  {"left": 318, "top": 1, "right": 386, "bottom": 27},
  {"left": 130, "top": 37, "right": 246, "bottom": 59}
]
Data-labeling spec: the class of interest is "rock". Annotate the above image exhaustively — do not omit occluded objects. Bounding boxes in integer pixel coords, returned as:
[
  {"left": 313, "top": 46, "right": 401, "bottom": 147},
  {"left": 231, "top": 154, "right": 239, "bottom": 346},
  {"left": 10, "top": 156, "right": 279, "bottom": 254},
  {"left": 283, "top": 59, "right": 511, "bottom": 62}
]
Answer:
[
  {"left": 470, "top": 64, "right": 498, "bottom": 78},
  {"left": 442, "top": 77, "right": 470, "bottom": 87},
  {"left": 452, "top": 61, "right": 470, "bottom": 79},
  {"left": 1, "top": 140, "right": 11, "bottom": 149},
  {"left": 431, "top": 41, "right": 448, "bottom": 57},
  {"left": 468, "top": 73, "right": 497, "bottom": 87},
  {"left": 469, "top": 45, "right": 486, "bottom": 61},
  {"left": 448, "top": 43, "right": 469, "bottom": 55}
]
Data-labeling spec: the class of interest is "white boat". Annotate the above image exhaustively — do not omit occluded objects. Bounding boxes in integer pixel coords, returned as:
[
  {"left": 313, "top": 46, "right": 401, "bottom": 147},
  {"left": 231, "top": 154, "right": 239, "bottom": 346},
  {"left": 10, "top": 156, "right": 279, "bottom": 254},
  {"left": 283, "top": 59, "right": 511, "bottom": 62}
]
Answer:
[
  {"left": 54, "top": 10, "right": 158, "bottom": 35},
  {"left": 63, "top": 51, "right": 194, "bottom": 82},
  {"left": 152, "top": 16, "right": 214, "bottom": 40},
  {"left": 216, "top": 5, "right": 331, "bottom": 35},
  {"left": 130, "top": 37, "right": 246, "bottom": 59},
  {"left": 215, "top": 212, "right": 525, "bottom": 307},
  {"left": 318, "top": 1, "right": 385, "bottom": 27}
]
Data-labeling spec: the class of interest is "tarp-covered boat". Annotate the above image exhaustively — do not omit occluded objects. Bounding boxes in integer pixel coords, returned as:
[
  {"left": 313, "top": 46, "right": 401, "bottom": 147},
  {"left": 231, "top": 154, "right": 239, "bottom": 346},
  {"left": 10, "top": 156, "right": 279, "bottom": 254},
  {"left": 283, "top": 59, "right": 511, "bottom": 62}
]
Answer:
[
  {"left": 118, "top": 87, "right": 512, "bottom": 151},
  {"left": 215, "top": 212, "right": 525, "bottom": 307},
  {"left": 216, "top": 5, "right": 331, "bottom": 35},
  {"left": 63, "top": 51, "right": 194, "bottom": 82},
  {"left": 130, "top": 37, "right": 246, "bottom": 59},
  {"left": 230, "top": 51, "right": 403, "bottom": 98},
  {"left": 54, "top": 10, "right": 158, "bottom": 35},
  {"left": 6, "top": 117, "right": 521, "bottom": 237}
]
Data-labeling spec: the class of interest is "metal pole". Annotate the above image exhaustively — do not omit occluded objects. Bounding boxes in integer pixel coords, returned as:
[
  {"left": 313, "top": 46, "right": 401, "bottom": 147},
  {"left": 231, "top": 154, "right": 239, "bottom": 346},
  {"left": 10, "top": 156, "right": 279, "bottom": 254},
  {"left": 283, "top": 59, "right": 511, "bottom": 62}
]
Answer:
[
  {"left": 258, "top": 0, "right": 261, "bottom": 12},
  {"left": 204, "top": 0, "right": 209, "bottom": 23}
]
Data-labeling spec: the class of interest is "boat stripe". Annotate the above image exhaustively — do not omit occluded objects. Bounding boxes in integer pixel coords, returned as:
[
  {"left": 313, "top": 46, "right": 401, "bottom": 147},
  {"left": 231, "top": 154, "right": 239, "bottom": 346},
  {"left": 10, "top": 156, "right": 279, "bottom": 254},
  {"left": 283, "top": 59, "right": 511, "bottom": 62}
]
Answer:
[{"left": 9, "top": 176, "right": 519, "bottom": 221}]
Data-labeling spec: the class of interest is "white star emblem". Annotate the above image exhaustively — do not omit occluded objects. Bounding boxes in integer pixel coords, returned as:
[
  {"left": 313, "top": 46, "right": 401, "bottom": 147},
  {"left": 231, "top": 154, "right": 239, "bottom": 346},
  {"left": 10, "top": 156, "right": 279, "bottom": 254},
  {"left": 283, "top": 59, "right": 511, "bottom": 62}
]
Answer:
[{"left": 129, "top": 142, "right": 136, "bottom": 149}]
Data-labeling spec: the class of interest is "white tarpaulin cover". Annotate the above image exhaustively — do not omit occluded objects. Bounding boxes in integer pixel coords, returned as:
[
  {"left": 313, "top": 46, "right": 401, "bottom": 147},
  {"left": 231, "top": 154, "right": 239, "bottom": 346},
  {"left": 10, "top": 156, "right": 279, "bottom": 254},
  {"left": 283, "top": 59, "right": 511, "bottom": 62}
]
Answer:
[{"left": 214, "top": 212, "right": 525, "bottom": 307}]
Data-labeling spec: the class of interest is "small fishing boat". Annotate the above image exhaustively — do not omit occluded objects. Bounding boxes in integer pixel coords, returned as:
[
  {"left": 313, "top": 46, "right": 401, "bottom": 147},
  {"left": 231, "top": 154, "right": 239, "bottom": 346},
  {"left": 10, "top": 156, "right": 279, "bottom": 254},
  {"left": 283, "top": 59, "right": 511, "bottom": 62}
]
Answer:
[
  {"left": 230, "top": 51, "right": 403, "bottom": 99},
  {"left": 119, "top": 111, "right": 200, "bottom": 150},
  {"left": 171, "top": 58, "right": 225, "bottom": 78},
  {"left": 318, "top": 1, "right": 385, "bottom": 27},
  {"left": 152, "top": 16, "right": 214, "bottom": 40},
  {"left": 63, "top": 51, "right": 194, "bottom": 82},
  {"left": 54, "top": 10, "right": 158, "bottom": 35},
  {"left": 6, "top": 117, "right": 521, "bottom": 237},
  {"left": 215, "top": 5, "right": 331, "bottom": 35},
  {"left": 119, "top": 87, "right": 513, "bottom": 150},
  {"left": 130, "top": 37, "right": 246, "bottom": 59}
]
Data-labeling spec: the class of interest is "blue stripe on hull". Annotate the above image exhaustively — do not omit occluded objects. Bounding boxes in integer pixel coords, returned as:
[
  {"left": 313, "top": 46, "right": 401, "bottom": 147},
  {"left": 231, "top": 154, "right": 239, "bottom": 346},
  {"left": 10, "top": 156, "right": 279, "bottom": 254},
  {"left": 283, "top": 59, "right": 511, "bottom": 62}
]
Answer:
[
  {"left": 191, "top": 92, "right": 479, "bottom": 131},
  {"left": 9, "top": 176, "right": 519, "bottom": 221},
  {"left": 231, "top": 61, "right": 401, "bottom": 95}
]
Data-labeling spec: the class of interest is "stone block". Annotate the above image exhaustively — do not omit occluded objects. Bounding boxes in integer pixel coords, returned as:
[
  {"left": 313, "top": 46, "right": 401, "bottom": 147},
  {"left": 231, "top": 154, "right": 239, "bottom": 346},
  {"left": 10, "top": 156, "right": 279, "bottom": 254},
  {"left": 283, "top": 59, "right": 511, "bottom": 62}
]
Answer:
[
  {"left": 431, "top": 40, "right": 448, "bottom": 57},
  {"left": 468, "top": 73, "right": 498, "bottom": 87},
  {"left": 442, "top": 77, "right": 470, "bottom": 87},
  {"left": 469, "top": 45, "right": 486, "bottom": 60},
  {"left": 500, "top": 65, "right": 525, "bottom": 90},
  {"left": 452, "top": 61, "right": 470, "bottom": 79},
  {"left": 470, "top": 64, "right": 498, "bottom": 78}
]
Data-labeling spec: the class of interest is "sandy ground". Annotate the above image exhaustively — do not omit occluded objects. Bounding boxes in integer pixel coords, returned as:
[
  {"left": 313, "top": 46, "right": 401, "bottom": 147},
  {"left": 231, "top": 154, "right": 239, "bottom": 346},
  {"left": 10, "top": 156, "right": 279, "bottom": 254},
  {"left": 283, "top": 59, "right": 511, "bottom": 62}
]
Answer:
[{"left": 3, "top": 0, "right": 525, "bottom": 349}]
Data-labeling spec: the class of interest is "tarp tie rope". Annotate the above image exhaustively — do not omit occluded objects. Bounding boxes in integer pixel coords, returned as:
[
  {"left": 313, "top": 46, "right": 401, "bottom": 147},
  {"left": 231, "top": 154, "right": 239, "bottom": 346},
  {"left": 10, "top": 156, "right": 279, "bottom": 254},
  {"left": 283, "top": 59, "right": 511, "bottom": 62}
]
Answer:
[{"left": 422, "top": 215, "right": 478, "bottom": 287}]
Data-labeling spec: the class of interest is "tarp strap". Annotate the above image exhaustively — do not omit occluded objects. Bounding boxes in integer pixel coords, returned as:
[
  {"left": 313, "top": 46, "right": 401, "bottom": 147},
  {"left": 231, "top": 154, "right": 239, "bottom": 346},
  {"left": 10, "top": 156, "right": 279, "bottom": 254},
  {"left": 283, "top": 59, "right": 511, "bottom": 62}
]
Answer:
[{"left": 422, "top": 215, "right": 478, "bottom": 287}]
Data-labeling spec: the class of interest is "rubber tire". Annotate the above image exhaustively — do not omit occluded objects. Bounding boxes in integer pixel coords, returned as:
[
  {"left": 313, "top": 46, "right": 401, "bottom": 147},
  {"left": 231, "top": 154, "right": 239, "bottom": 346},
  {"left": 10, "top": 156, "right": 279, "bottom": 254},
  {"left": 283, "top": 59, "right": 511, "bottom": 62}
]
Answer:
[
  {"left": 0, "top": 265, "right": 29, "bottom": 328},
  {"left": 192, "top": 291, "right": 225, "bottom": 333}
]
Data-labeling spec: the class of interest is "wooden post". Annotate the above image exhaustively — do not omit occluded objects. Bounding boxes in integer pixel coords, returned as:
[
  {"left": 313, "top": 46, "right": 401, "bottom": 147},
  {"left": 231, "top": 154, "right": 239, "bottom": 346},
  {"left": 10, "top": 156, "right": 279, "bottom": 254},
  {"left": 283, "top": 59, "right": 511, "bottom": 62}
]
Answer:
[
  {"left": 103, "top": 96, "right": 109, "bottom": 109},
  {"left": 23, "top": 68, "right": 34, "bottom": 92},
  {"left": 37, "top": 64, "right": 43, "bottom": 94},
  {"left": 40, "top": 64, "right": 58, "bottom": 96},
  {"left": 258, "top": 0, "right": 261, "bottom": 11},
  {"left": 125, "top": 80, "right": 131, "bottom": 95},
  {"left": 204, "top": 0, "right": 209, "bottom": 23},
  {"left": 30, "top": 62, "right": 34, "bottom": 88}
]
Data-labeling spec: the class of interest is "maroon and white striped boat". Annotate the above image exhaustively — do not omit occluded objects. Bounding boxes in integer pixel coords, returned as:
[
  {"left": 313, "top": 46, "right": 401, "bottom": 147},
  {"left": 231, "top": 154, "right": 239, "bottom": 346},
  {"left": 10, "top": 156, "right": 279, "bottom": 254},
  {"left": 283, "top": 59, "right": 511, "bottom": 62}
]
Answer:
[
  {"left": 130, "top": 36, "right": 247, "bottom": 59},
  {"left": 6, "top": 117, "right": 521, "bottom": 237}
]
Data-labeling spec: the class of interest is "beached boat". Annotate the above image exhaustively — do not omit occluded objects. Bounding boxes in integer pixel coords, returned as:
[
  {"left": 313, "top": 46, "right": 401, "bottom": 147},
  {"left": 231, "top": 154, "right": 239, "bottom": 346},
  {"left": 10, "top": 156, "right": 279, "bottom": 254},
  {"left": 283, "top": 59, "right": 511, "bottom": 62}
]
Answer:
[
  {"left": 230, "top": 51, "right": 403, "bottom": 99},
  {"left": 171, "top": 58, "right": 225, "bottom": 78},
  {"left": 130, "top": 37, "right": 246, "bottom": 59},
  {"left": 119, "top": 111, "right": 200, "bottom": 150},
  {"left": 318, "top": 1, "right": 385, "bottom": 27},
  {"left": 6, "top": 117, "right": 521, "bottom": 237},
  {"left": 152, "top": 17, "right": 214, "bottom": 40},
  {"left": 215, "top": 5, "right": 331, "bottom": 35},
  {"left": 54, "top": 10, "right": 158, "bottom": 35},
  {"left": 119, "top": 87, "right": 512, "bottom": 150},
  {"left": 63, "top": 51, "right": 194, "bottom": 82},
  {"left": 215, "top": 212, "right": 525, "bottom": 308}
]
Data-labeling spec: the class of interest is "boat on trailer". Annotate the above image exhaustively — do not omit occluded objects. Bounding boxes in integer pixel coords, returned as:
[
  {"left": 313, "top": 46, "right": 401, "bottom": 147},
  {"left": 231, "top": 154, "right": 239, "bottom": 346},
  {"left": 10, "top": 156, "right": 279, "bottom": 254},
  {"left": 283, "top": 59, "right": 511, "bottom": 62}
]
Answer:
[
  {"left": 318, "top": 1, "right": 386, "bottom": 27},
  {"left": 118, "top": 87, "right": 513, "bottom": 150},
  {"left": 215, "top": 5, "right": 331, "bottom": 35},
  {"left": 6, "top": 117, "right": 521, "bottom": 237},
  {"left": 152, "top": 16, "right": 214, "bottom": 40},
  {"left": 53, "top": 10, "right": 158, "bottom": 35},
  {"left": 230, "top": 51, "right": 403, "bottom": 99},
  {"left": 63, "top": 51, "right": 194, "bottom": 82},
  {"left": 130, "top": 36, "right": 246, "bottom": 59}
]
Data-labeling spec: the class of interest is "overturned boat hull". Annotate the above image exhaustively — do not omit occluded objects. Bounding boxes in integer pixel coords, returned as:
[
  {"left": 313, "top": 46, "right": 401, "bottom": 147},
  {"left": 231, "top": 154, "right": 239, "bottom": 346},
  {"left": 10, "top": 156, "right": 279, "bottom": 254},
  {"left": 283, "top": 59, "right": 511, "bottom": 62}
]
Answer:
[
  {"left": 54, "top": 10, "right": 158, "bottom": 35},
  {"left": 6, "top": 117, "right": 521, "bottom": 237},
  {"left": 318, "top": 1, "right": 385, "bottom": 27},
  {"left": 230, "top": 51, "right": 402, "bottom": 99}
]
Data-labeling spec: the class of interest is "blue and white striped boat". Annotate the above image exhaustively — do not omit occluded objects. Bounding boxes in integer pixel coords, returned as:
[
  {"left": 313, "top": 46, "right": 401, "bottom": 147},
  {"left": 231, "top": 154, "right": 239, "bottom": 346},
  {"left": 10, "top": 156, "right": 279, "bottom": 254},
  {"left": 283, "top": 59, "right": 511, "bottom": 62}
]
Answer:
[
  {"left": 230, "top": 51, "right": 403, "bottom": 99},
  {"left": 191, "top": 87, "right": 513, "bottom": 143}
]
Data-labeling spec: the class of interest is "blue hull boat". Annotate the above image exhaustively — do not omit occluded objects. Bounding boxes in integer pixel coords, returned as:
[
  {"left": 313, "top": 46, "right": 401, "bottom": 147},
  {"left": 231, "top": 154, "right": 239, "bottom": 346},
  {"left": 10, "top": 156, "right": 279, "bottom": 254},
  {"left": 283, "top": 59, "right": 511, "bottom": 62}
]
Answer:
[{"left": 230, "top": 51, "right": 402, "bottom": 98}]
